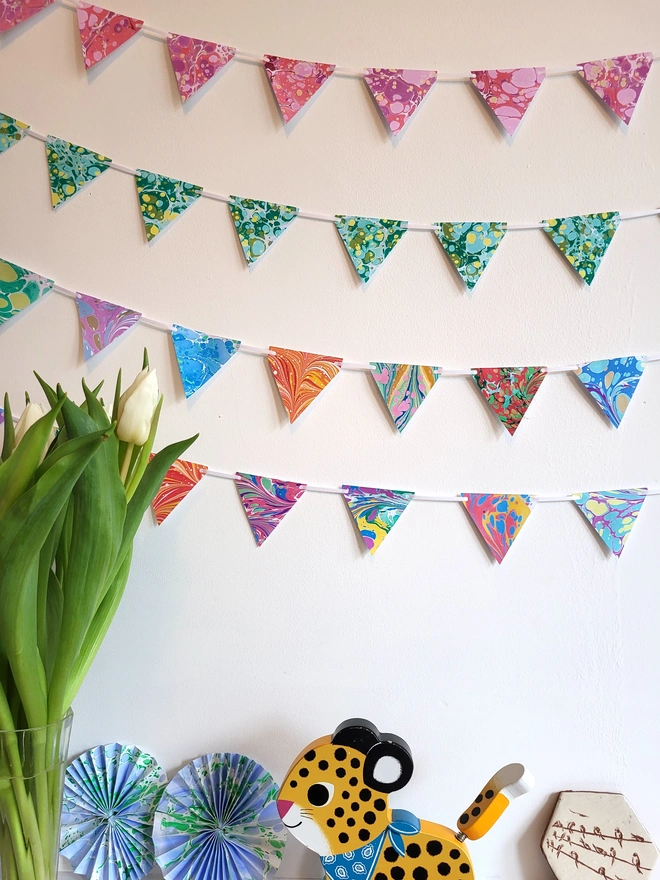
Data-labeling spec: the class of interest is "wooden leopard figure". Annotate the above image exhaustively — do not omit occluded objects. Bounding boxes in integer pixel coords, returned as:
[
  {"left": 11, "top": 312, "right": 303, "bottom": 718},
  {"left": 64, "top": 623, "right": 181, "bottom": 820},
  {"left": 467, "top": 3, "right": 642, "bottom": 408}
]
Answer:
[{"left": 276, "top": 718, "right": 534, "bottom": 880}]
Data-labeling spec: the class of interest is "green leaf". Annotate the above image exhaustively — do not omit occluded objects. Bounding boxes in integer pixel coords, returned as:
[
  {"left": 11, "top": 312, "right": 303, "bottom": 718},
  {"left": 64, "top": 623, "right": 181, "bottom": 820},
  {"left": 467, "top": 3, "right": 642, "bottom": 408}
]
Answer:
[
  {"left": 125, "top": 396, "right": 162, "bottom": 501},
  {"left": 1, "top": 394, "right": 13, "bottom": 462}
]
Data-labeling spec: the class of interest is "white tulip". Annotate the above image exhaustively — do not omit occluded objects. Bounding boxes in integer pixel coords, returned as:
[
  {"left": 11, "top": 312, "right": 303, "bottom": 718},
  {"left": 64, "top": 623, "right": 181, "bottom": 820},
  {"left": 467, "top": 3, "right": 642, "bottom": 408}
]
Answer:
[
  {"left": 116, "top": 368, "right": 159, "bottom": 446},
  {"left": 13, "top": 402, "right": 57, "bottom": 461}
]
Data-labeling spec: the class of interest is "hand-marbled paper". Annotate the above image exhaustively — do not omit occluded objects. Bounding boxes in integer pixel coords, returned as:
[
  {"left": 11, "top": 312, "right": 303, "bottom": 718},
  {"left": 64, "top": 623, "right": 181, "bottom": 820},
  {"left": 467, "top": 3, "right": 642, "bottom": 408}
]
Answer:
[
  {"left": 0, "top": 409, "right": 4, "bottom": 426},
  {"left": 268, "top": 346, "right": 343, "bottom": 423},
  {"left": 167, "top": 33, "right": 235, "bottom": 103},
  {"left": 0, "top": 0, "right": 53, "bottom": 32},
  {"left": 471, "top": 68, "right": 546, "bottom": 136},
  {"left": 578, "top": 53, "right": 653, "bottom": 125},
  {"left": 472, "top": 366, "right": 546, "bottom": 435},
  {"left": 45, "top": 136, "right": 111, "bottom": 209},
  {"left": 574, "top": 489, "right": 646, "bottom": 557},
  {"left": 151, "top": 458, "right": 207, "bottom": 525},
  {"left": 135, "top": 170, "right": 202, "bottom": 242},
  {"left": 335, "top": 215, "right": 408, "bottom": 283},
  {"left": 0, "top": 112, "right": 29, "bottom": 155},
  {"left": 543, "top": 212, "right": 619, "bottom": 285},
  {"left": 434, "top": 221, "right": 507, "bottom": 290},
  {"left": 342, "top": 485, "right": 414, "bottom": 555},
  {"left": 0, "top": 256, "right": 53, "bottom": 325},
  {"left": 235, "top": 473, "right": 306, "bottom": 546},
  {"left": 463, "top": 493, "right": 534, "bottom": 564},
  {"left": 77, "top": 3, "right": 143, "bottom": 71},
  {"left": 263, "top": 55, "right": 335, "bottom": 124},
  {"left": 171, "top": 324, "right": 239, "bottom": 398},
  {"left": 76, "top": 293, "right": 141, "bottom": 360},
  {"left": 370, "top": 363, "right": 441, "bottom": 432},
  {"left": 363, "top": 68, "right": 437, "bottom": 135},
  {"left": 575, "top": 357, "right": 644, "bottom": 428},
  {"left": 229, "top": 196, "right": 299, "bottom": 264}
]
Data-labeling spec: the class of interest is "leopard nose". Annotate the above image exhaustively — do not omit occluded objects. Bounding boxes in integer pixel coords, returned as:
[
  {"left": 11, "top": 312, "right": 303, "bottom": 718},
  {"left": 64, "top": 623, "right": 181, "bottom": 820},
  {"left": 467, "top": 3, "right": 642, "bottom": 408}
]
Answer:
[{"left": 277, "top": 799, "right": 294, "bottom": 818}]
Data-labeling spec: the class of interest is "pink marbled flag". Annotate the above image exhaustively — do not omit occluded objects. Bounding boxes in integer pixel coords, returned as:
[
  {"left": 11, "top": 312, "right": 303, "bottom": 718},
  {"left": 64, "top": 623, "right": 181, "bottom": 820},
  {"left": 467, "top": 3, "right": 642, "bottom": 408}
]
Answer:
[{"left": 471, "top": 67, "right": 546, "bottom": 136}]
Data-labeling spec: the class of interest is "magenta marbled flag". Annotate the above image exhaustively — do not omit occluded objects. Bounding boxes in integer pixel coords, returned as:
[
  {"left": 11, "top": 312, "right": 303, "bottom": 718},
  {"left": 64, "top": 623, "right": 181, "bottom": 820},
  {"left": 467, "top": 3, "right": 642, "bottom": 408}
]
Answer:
[
  {"left": 76, "top": 293, "right": 141, "bottom": 360},
  {"left": 76, "top": 3, "right": 143, "bottom": 71},
  {"left": 167, "top": 33, "right": 236, "bottom": 103},
  {"left": 471, "top": 68, "right": 546, "bottom": 136},
  {"left": 235, "top": 473, "right": 307, "bottom": 546},
  {"left": 364, "top": 68, "right": 437, "bottom": 135},
  {"left": 577, "top": 53, "right": 653, "bottom": 125},
  {"left": 0, "top": 0, "right": 54, "bottom": 33},
  {"left": 263, "top": 55, "right": 335, "bottom": 124}
]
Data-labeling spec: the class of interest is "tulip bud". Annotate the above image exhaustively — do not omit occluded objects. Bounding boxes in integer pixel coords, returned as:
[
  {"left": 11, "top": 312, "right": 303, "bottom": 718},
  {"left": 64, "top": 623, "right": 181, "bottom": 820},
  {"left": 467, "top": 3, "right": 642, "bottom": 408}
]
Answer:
[
  {"left": 116, "top": 368, "right": 159, "bottom": 446},
  {"left": 13, "top": 402, "right": 57, "bottom": 461}
]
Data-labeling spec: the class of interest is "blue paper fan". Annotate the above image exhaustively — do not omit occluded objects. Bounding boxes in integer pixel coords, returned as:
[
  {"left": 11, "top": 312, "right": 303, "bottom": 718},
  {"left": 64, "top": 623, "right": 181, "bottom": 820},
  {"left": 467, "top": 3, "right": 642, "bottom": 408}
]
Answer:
[
  {"left": 60, "top": 743, "right": 167, "bottom": 880},
  {"left": 153, "top": 752, "right": 286, "bottom": 880}
]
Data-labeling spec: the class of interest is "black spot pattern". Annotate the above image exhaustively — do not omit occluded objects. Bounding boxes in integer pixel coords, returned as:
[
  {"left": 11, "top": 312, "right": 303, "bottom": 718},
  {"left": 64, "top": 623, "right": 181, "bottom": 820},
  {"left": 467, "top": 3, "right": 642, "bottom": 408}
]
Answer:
[
  {"left": 391, "top": 868, "right": 405, "bottom": 880},
  {"left": 374, "top": 799, "right": 387, "bottom": 812},
  {"left": 327, "top": 819, "right": 335, "bottom": 828},
  {"left": 359, "top": 830, "right": 370, "bottom": 842},
  {"left": 351, "top": 802, "right": 360, "bottom": 811},
  {"left": 459, "top": 814, "right": 468, "bottom": 824},
  {"left": 349, "top": 777, "right": 358, "bottom": 786},
  {"left": 364, "top": 811, "right": 376, "bottom": 825},
  {"left": 339, "top": 832, "right": 349, "bottom": 844},
  {"left": 450, "top": 850, "right": 460, "bottom": 860},
  {"left": 347, "top": 818, "right": 356, "bottom": 827},
  {"left": 384, "top": 847, "right": 399, "bottom": 863},
  {"left": 336, "top": 768, "right": 347, "bottom": 778},
  {"left": 437, "top": 865, "right": 450, "bottom": 877},
  {"left": 359, "top": 789, "right": 372, "bottom": 802},
  {"left": 351, "top": 758, "right": 361, "bottom": 768},
  {"left": 413, "top": 869, "right": 428, "bottom": 880},
  {"left": 376, "top": 874, "right": 387, "bottom": 880},
  {"left": 290, "top": 780, "right": 297, "bottom": 788},
  {"left": 406, "top": 844, "right": 421, "bottom": 858},
  {"left": 299, "top": 768, "right": 309, "bottom": 778},
  {"left": 342, "top": 791, "right": 350, "bottom": 800},
  {"left": 304, "top": 750, "right": 316, "bottom": 761},
  {"left": 426, "top": 841, "right": 443, "bottom": 857},
  {"left": 471, "top": 807, "right": 480, "bottom": 817},
  {"left": 460, "top": 866, "right": 470, "bottom": 875},
  {"left": 335, "top": 748, "right": 347, "bottom": 761},
  {"left": 335, "top": 808, "right": 344, "bottom": 817},
  {"left": 475, "top": 795, "right": 483, "bottom": 804},
  {"left": 485, "top": 790, "right": 494, "bottom": 799},
  {"left": 319, "top": 760, "right": 329, "bottom": 771}
]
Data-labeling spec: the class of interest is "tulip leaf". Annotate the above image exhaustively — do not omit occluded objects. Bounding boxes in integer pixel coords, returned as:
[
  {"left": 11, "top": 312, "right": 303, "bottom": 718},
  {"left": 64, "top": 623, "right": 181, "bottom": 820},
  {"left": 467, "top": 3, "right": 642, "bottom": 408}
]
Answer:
[{"left": 1, "top": 394, "right": 13, "bottom": 462}]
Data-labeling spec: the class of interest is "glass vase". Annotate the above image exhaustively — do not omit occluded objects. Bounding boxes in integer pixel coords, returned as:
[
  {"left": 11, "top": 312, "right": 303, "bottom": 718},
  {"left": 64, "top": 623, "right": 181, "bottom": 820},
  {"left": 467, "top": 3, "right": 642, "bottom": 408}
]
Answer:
[{"left": 0, "top": 711, "right": 73, "bottom": 880}]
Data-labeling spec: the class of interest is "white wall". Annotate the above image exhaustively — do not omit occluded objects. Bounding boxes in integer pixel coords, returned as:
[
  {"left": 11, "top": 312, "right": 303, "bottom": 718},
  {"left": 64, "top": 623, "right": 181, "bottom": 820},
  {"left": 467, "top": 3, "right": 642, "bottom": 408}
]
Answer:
[{"left": 1, "top": 2, "right": 660, "bottom": 879}]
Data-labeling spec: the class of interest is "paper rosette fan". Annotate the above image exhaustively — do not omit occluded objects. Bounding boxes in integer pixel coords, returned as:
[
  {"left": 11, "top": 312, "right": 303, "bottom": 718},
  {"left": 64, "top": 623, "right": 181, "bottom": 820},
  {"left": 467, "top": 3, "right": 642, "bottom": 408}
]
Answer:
[
  {"left": 153, "top": 752, "right": 286, "bottom": 880},
  {"left": 60, "top": 743, "right": 167, "bottom": 880}
]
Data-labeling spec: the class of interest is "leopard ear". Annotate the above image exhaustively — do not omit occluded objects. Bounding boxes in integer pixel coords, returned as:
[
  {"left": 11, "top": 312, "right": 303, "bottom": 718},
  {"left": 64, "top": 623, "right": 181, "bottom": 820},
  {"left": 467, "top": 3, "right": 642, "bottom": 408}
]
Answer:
[
  {"left": 363, "top": 734, "right": 414, "bottom": 794},
  {"left": 331, "top": 718, "right": 381, "bottom": 754}
]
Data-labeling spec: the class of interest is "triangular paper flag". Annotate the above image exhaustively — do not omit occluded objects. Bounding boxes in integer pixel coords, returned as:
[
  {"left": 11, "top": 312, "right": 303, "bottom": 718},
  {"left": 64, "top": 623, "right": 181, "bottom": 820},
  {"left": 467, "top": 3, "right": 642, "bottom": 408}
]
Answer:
[
  {"left": 342, "top": 485, "right": 414, "bottom": 555},
  {"left": 371, "top": 363, "right": 441, "bottom": 432},
  {"left": 473, "top": 366, "right": 546, "bottom": 435},
  {"left": 229, "top": 196, "right": 299, "bottom": 264},
  {"left": 364, "top": 68, "right": 437, "bottom": 135},
  {"left": 77, "top": 2, "right": 143, "bottom": 70},
  {"left": 0, "top": 256, "right": 53, "bottom": 326},
  {"left": 0, "top": 409, "right": 4, "bottom": 425},
  {"left": 0, "top": 0, "right": 53, "bottom": 32},
  {"left": 167, "top": 34, "right": 236, "bottom": 103},
  {"left": 0, "top": 112, "right": 29, "bottom": 155},
  {"left": 463, "top": 493, "right": 534, "bottom": 563},
  {"left": 543, "top": 212, "right": 619, "bottom": 285},
  {"left": 578, "top": 53, "right": 653, "bottom": 125},
  {"left": 135, "top": 170, "right": 202, "bottom": 242},
  {"left": 335, "top": 215, "right": 408, "bottom": 283},
  {"left": 235, "top": 473, "right": 306, "bottom": 546},
  {"left": 574, "top": 489, "right": 646, "bottom": 557},
  {"left": 76, "top": 293, "right": 140, "bottom": 360},
  {"left": 471, "top": 68, "right": 546, "bottom": 136},
  {"left": 575, "top": 356, "right": 644, "bottom": 428},
  {"left": 151, "top": 458, "right": 207, "bottom": 525},
  {"left": 264, "top": 55, "right": 335, "bottom": 124},
  {"left": 434, "top": 221, "right": 507, "bottom": 290},
  {"left": 268, "top": 347, "right": 343, "bottom": 423},
  {"left": 45, "top": 136, "right": 111, "bottom": 209},
  {"left": 171, "top": 324, "right": 240, "bottom": 398}
]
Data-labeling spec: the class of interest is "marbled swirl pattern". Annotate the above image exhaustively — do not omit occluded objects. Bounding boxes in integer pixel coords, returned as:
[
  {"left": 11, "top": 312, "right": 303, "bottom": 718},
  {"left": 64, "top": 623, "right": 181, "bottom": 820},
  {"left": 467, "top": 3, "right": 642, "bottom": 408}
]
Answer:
[
  {"left": 268, "top": 346, "right": 343, "bottom": 423},
  {"left": 575, "top": 357, "right": 644, "bottom": 428},
  {"left": 46, "top": 136, "right": 111, "bottom": 209},
  {"left": 434, "top": 221, "right": 506, "bottom": 290},
  {"left": 574, "top": 489, "right": 646, "bottom": 557},
  {"left": 471, "top": 68, "right": 546, "bottom": 135},
  {"left": 264, "top": 55, "right": 335, "bottom": 123},
  {"left": 578, "top": 53, "right": 653, "bottom": 124},
  {"left": 463, "top": 493, "right": 533, "bottom": 563},
  {"left": 473, "top": 366, "right": 546, "bottom": 435},
  {"left": 371, "top": 363, "right": 441, "bottom": 432},
  {"left": 151, "top": 458, "right": 207, "bottom": 525},
  {"left": 167, "top": 33, "right": 235, "bottom": 102},
  {"left": 229, "top": 196, "right": 299, "bottom": 264},
  {"left": 235, "top": 473, "right": 306, "bottom": 546},
  {"left": 363, "top": 68, "right": 437, "bottom": 134},
  {"left": 0, "top": 112, "right": 29, "bottom": 154},
  {"left": 342, "top": 485, "right": 414, "bottom": 554},
  {"left": 335, "top": 215, "right": 408, "bottom": 283},
  {"left": 76, "top": 3, "right": 143, "bottom": 70},
  {"left": 0, "top": 256, "right": 53, "bottom": 325},
  {"left": 171, "top": 324, "right": 239, "bottom": 398},
  {"left": 0, "top": 0, "right": 53, "bottom": 32},
  {"left": 76, "top": 293, "right": 140, "bottom": 360},
  {"left": 544, "top": 212, "right": 619, "bottom": 285},
  {"left": 135, "top": 170, "right": 202, "bottom": 241}
]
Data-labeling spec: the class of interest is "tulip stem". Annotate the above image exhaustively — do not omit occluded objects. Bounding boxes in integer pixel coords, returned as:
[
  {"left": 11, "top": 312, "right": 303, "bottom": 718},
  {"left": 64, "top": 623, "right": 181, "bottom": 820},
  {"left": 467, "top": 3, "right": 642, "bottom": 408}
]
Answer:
[{"left": 119, "top": 444, "right": 134, "bottom": 484}]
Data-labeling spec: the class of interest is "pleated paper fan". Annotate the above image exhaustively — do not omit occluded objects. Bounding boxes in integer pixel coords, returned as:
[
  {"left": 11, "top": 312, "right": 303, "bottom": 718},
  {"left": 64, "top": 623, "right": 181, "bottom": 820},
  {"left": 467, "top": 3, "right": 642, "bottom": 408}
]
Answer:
[
  {"left": 153, "top": 752, "right": 286, "bottom": 880},
  {"left": 60, "top": 743, "right": 167, "bottom": 880}
]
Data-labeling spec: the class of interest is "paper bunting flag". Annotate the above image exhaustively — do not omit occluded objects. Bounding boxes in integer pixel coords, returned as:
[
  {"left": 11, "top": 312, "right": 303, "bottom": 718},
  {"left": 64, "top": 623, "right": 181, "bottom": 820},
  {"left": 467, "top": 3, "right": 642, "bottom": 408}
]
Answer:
[
  {"left": 135, "top": 170, "right": 202, "bottom": 242},
  {"left": 60, "top": 743, "right": 167, "bottom": 880},
  {"left": 167, "top": 34, "right": 236, "bottom": 103},
  {"left": 76, "top": 3, "right": 143, "bottom": 71},
  {"left": 268, "top": 346, "right": 343, "bottom": 423},
  {"left": 76, "top": 293, "right": 140, "bottom": 360},
  {"left": 229, "top": 196, "right": 299, "bottom": 264},
  {"left": 45, "top": 136, "right": 111, "bottom": 210},
  {"left": 264, "top": 55, "right": 336, "bottom": 124},
  {"left": 342, "top": 485, "right": 414, "bottom": 555},
  {"left": 235, "top": 473, "right": 306, "bottom": 546},
  {"left": 0, "top": 256, "right": 53, "bottom": 326},
  {"left": 0, "top": 112, "right": 29, "bottom": 155},
  {"left": 364, "top": 68, "right": 437, "bottom": 135},
  {"left": 371, "top": 363, "right": 441, "bottom": 432},
  {"left": 574, "top": 489, "right": 646, "bottom": 557},
  {"left": 0, "top": 0, "right": 53, "bottom": 32},
  {"left": 473, "top": 366, "right": 546, "bottom": 435},
  {"left": 543, "top": 212, "right": 619, "bottom": 285},
  {"left": 151, "top": 458, "right": 207, "bottom": 525},
  {"left": 575, "top": 356, "right": 645, "bottom": 428},
  {"left": 578, "top": 53, "right": 653, "bottom": 125},
  {"left": 171, "top": 324, "right": 240, "bottom": 398},
  {"left": 0, "top": 409, "right": 4, "bottom": 426},
  {"left": 335, "top": 215, "right": 408, "bottom": 283},
  {"left": 434, "top": 221, "right": 507, "bottom": 290},
  {"left": 471, "top": 68, "right": 546, "bottom": 136},
  {"left": 463, "top": 493, "right": 534, "bottom": 564}
]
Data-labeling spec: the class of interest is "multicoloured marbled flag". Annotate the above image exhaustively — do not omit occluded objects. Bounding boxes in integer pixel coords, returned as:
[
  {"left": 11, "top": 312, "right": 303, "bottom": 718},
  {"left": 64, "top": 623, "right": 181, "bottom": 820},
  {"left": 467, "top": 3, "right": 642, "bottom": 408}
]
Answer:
[
  {"left": 45, "top": 136, "right": 111, "bottom": 209},
  {"left": 167, "top": 34, "right": 236, "bottom": 103},
  {"left": 472, "top": 366, "right": 546, "bottom": 435},
  {"left": 342, "top": 485, "right": 414, "bottom": 555},
  {"left": 135, "top": 170, "right": 202, "bottom": 242},
  {"left": 575, "top": 357, "right": 644, "bottom": 428},
  {"left": 77, "top": 3, "right": 143, "bottom": 70},
  {"left": 0, "top": 409, "right": 4, "bottom": 426},
  {"left": 434, "top": 221, "right": 506, "bottom": 290},
  {"left": 543, "top": 212, "right": 619, "bottom": 285},
  {"left": 0, "top": 0, "right": 53, "bottom": 32},
  {"left": 363, "top": 68, "right": 437, "bottom": 135},
  {"left": 578, "top": 53, "right": 653, "bottom": 125},
  {"left": 335, "top": 215, "right": 408, "bottom": 283},
  {"left": 235, "top": 473, "right": 306, "bottom": 546},
  {"left": 574, "top": 489, "right": 646, "bottom": 557},
  {"left": 229, "top": 196, "right": 299, "bottom": 264},
  {"left": 171, "top": 324, "right": 240, "bottom": 398},
  {"left": 471, "top": 68, "right": 546, "bottom": 136},
  {"left": 263, "top": 55, "right": 335, "bottom": 124},
  {"left": 151, "top": 458, "right": 207, "bottom": 525},
  {"left": 371, "top": 363, "right": 441, "bottom": 432},
  {"left": 0, "top": 112, "right": 29, "bottom": 155},
  {"left": 76, "top": 293, "right": 141, "bottom": 360},
  {"left": 463, "top": 493, "right": 534, "bottom": 563},
  {"left": 0, "top": 256, "right": 53, "bottom": 325},
  {"left": 268, "top": 347, "right": 343, "bottom": 423}
]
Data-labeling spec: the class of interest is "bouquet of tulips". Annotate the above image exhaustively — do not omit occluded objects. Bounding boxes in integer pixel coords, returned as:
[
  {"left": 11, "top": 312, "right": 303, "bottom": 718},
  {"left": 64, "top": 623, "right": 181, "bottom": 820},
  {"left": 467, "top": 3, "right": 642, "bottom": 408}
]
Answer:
[{"left": 0, "top": 352, "right": 195, "bottom": 880}]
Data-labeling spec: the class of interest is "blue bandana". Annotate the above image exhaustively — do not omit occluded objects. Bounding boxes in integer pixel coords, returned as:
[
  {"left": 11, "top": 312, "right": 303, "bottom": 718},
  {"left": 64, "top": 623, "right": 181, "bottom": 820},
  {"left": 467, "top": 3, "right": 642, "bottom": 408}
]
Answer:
[{"left": 321, "top": 811, "right": 421, "bottom": 880}]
